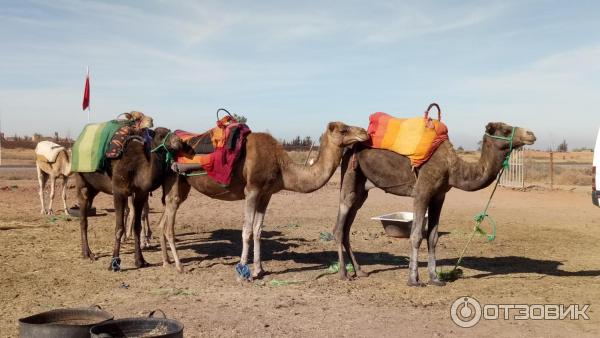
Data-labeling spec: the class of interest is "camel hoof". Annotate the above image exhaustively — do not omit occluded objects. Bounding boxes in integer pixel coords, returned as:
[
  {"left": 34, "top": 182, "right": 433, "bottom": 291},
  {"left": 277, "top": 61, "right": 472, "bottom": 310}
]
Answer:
[
  {"left": 176, "top": 266, "right": 185, "bottom": 273},
  {"left": 356, "top": 270, "right": 370, "bottom": 278},
  {"left": 252, "top": 270, "right": 266, "bottom": 280},
  {"left": 135, "top": 259, "right": 149, "bottom": 269},
  {"left": 339, "top": 274, "right": 353, "bottom": 281},
  {"left": 428, "top": 279, "right": 446, "bottom": 287},
  {"left": 82, "top": 251, "right": 97, "bottom": 261},
  {"left": 110, "top": 257, "right": 122, "bottom": 272},
  {"left": 407, "top": 280, "right": 426, "bottom": 287}
]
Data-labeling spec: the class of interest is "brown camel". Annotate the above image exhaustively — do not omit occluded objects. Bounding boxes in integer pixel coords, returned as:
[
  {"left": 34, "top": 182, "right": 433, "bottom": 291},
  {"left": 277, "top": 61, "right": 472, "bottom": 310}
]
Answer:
[
  {"left": 75, "top": 127, "right": 185, "bottom": 270},
  {"left": 159, "top": 122, "right": 369, "bottom": 275},
  {"left": 35, "top": 141, "right": 72, "bottom": 215},
  {"left": 333, "top": 121, "right": 536, "bottom": 286}
]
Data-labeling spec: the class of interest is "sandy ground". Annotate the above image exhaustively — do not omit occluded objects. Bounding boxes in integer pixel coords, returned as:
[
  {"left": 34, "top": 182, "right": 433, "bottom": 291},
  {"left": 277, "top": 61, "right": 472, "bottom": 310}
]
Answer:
[{"left": 1, "top": 170, "right": 599, "bottom": 337}]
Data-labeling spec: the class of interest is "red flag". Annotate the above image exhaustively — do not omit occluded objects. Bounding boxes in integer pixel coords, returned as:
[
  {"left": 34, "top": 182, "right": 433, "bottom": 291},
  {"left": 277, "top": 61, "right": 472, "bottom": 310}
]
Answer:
[{"left": 82, "top": 71, "right": 90, "bottom": 110}]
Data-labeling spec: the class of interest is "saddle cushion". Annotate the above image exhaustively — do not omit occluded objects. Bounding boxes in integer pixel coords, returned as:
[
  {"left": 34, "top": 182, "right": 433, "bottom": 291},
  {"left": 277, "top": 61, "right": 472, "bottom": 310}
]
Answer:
[{"left": 367, "top": 112, "right": 449, "bottom": 167}]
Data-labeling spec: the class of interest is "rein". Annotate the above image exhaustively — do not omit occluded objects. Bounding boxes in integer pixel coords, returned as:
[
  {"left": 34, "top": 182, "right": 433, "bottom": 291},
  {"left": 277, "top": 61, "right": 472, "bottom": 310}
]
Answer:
[
  {"left": 150, "top": 130, "right": 175, "bottom": 164},
  {"left": 438, "top": 126, "right": 517, "bottom": 281}
]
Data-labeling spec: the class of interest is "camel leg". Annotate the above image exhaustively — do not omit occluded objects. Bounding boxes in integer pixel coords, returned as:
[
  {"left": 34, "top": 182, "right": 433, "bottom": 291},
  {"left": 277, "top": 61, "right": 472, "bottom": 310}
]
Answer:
[
  {"left": 123, "top": 197, "right": 133, "bottom": 241},
  {"left": 109, "top": 193, "right": 128, "bottom": 271},
  {"left": 251, "top": 193, "right": 271, "bottom": 279},
  {"left": 37, "top": 166, "right": 48, "bottom": 215},
  {"left": 407, "top": 196, "right": 429, "bottom": 287},
  {"left": 426, "top": 194, "right": 446, "bottom": 286},
  {"left": 161, "top": 176, "right": 190, "bottom": 272},
  {"left": 158, "top": 212, "right": 170, "bottom": 266},
  {"left": 62, "top": 176, "right": 70, "bottom": 215},
  {"left": 132, "top": 192, "right": 149, "bottom": 268},
  {"left": 141, "top": 200, "right": 151, "bottom": 249},
  {"left": 240, "top": 189, "right": 259, "bottom": 270},
  {"left": 47, "top": 175, "right": 56, "bottom": 215},
  {"left": 333, "top": 151, "right": 368, "bottom": 280},
  {"left": 342, "top": 189, "right": 369, "bottom": 278},
  {"left": 77, "top": 176, "right": 98, "bottom": 260}
]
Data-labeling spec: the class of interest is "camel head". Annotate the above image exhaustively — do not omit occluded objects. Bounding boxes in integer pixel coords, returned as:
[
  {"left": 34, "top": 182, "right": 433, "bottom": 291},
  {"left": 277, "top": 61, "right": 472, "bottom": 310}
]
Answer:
[
  {"left": 149, "top": 127, "right": 185, "bottom": 154},
  {"left": 484, "top": 122, "right": 536, "bottom": 150},
  {"left": 323, "top": 122, "right": 369, "bottom": 147}
]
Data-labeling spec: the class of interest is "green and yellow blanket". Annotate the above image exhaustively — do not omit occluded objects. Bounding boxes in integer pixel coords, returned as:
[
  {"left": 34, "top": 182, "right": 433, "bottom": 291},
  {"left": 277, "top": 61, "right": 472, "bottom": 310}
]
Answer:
[{"left": 71, "top": 120, "right": 124, "bottom": 172}]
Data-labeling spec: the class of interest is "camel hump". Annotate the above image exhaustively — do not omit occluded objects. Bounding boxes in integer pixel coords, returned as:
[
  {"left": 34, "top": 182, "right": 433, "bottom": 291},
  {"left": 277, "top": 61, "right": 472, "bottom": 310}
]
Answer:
[{"left": 35, "top": 141, "right": 65, "bottom": 163}]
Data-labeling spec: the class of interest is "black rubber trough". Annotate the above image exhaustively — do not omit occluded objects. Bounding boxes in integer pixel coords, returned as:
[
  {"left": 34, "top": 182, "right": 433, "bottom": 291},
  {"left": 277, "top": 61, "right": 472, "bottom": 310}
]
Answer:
[
  {"left": 19, "top": 306, "right": 113, "bottom": 338},
  {"left": 89, "top": 310, "right": 183, "bottom": 338}
]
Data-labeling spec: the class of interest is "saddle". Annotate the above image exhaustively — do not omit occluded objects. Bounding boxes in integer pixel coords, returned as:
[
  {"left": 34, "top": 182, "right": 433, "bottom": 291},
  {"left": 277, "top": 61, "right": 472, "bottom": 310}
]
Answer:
[
  {"left": 105, "top": 111, "right": 154, "bottom": 159},
  {"left": 367, "top": 103, "right": 449, "bottom": 167},
  {"left": 173, "top": 111, "right": 251, "bottom": 185}
]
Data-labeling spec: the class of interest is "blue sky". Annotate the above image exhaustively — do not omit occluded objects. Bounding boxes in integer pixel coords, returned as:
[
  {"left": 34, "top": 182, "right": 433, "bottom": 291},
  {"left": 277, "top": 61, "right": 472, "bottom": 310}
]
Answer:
[{"left": 1, "top": 0, "right": 599, "bottom": 149}]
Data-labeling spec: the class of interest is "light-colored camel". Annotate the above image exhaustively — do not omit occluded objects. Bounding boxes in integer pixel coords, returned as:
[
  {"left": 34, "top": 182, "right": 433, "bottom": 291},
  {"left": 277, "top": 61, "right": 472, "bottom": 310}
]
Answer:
[
  {"left": 75, "top": 127, "right": 185, "bottom": 270},
  {"left": 333, "top": 122, "right": 536, "bottom": 286},
  {"left": 35, "top": 141, "right": 72, "bottom": 215},
  {"left": 159, "top": 122, "right": 369, "bottom": 275}
]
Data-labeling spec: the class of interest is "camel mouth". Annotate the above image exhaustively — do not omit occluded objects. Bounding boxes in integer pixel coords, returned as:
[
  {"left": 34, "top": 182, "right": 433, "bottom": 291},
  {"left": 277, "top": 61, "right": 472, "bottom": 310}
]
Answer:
[{"left": 355, "top": 134, "right": 370, "bottom": 143}]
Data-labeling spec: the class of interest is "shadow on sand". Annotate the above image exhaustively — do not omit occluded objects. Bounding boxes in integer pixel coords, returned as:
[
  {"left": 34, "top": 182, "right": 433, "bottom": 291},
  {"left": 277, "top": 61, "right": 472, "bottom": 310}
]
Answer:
[{"left": 157, "top": 228, "right": 600, "bottom": 279}]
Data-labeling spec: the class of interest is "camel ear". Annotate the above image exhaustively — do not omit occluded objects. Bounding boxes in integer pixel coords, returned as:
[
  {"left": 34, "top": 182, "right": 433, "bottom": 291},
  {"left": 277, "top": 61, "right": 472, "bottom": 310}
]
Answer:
[
  {"left": 328, "top": 122, "right": 337, "bottom": 133},
  {"left": 485, "top": 122, "right": 500, "bottom": 134}
]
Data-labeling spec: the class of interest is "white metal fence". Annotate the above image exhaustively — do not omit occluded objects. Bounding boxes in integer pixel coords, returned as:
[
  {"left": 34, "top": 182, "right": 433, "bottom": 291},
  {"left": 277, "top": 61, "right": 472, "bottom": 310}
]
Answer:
[{"left": 499, "top": 148, "right": 525, "bottom": 188}]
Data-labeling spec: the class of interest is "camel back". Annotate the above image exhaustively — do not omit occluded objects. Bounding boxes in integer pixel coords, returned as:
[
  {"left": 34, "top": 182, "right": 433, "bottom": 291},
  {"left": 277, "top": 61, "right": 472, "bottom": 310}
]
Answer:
[
  {"left": 35, "top": 141, "right": 66, "bottom": 163},
  {"left": 71, "top": 120, "right": 125, "bottom": 172},
  {"left": 367, "top": 112, "right": 449, "bottom": 167}
]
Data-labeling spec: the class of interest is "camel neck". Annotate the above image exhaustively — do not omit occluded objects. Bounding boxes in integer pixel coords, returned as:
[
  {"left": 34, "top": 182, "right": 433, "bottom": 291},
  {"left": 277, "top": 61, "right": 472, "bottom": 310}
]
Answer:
[
  {"left": 281, "top": 134, "right": 343, "bottom": 193},
  {"left": 448, "top": 137, "right": 510, "bottom": 191}
]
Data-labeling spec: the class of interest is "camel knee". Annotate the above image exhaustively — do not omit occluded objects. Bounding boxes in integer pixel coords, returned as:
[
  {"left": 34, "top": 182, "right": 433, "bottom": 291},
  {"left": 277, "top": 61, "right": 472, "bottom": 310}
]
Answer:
[{"left": 242, "top": 228, "right": 252, "bottom": 242}]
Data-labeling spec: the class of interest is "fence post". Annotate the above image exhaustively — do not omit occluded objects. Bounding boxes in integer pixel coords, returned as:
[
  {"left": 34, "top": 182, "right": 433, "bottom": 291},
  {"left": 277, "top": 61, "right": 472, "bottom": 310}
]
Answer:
[{"left": 549, "top": 151, "right": 554, "bottom": 190}]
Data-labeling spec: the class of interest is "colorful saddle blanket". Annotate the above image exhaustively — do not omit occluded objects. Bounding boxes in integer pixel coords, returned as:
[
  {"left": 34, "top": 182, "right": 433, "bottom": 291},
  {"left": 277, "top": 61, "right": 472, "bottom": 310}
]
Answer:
[
  {"left": 367, "top": 111, "right": 449, "bottom": 167},
  {"left": 71, "top": 120, "right": 126, "bottom": 172},
  {"left": 175, "top": 117, "right": 251, "bottom": 185}
]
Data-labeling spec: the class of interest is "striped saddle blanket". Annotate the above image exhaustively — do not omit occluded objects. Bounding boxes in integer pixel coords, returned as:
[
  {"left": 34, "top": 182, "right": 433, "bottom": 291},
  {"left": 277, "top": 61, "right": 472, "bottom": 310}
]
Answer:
[
  {"left": 71, "top": 120, "right": 126, "bottom": 172},
  {"left": 174, "top": 118, "right": 251, "bottom": 185},
  {"left": 367, "top": 105, "right": 449, "bottom": 167}
]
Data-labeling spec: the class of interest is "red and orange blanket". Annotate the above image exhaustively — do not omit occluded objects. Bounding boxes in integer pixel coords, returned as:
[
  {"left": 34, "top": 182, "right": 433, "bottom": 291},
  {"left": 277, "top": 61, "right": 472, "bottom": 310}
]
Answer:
[
  {"left": 367, "top": 103, "right": 449, "bottom": 167},
  {"left": 174, "top": 115, "right": 251, "bottom": 185}
]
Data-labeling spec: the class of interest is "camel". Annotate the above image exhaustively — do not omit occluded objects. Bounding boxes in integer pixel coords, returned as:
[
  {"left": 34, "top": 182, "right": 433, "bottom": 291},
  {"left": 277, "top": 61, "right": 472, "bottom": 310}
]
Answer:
[
  {"left": 332, "top": 121, "right": 536, "bottom": 286},
  {"left": 35, "top": 141, "right": 72, "bottom": 215},
  {"left": 75, "top": 127, "right": 185, "bottom": 270},
  {"left": 159, "top": 122, "right": 369, "bottom": 275},
  {"left": 124, "top": 198, "right": 152, "bottom": 249}
]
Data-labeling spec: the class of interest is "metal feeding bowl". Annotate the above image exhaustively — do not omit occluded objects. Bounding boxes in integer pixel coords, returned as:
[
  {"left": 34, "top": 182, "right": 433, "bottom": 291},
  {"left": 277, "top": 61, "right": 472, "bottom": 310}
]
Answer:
[
  {"left": 371, "top": 211, "right": 428, "bottom": 238},
  {"left": 18, "top": 306, "right": 113, "bottom": 338}
]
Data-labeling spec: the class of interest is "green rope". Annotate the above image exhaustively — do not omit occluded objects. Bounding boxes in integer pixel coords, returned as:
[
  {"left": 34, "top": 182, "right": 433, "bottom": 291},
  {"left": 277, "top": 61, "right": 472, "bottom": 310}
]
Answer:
[
  {"left": 438, "top": 127, "right": 515, "bottom": 281},
  {"left": 150, "top": 131, "right": 174, "bottom": 164}
]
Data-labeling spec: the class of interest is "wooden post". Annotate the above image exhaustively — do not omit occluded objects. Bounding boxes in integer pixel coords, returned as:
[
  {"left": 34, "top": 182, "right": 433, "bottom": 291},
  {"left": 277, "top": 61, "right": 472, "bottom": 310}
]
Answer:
[{"left": 549, "top": 151, "right": 554, "bottom": 190}]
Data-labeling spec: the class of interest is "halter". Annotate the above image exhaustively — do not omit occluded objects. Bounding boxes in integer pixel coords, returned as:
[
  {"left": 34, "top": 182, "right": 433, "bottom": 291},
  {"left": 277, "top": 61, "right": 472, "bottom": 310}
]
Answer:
[
  {"left": 150, "top": 130, "right": 175, "bottom": 164},
  {"left": 484, "top": 126, "right": 516, "bottom": 169}
]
